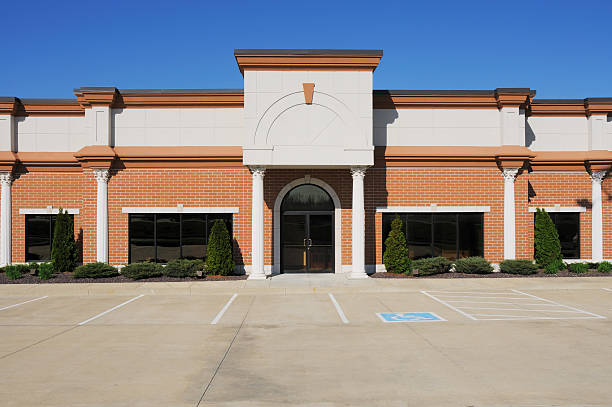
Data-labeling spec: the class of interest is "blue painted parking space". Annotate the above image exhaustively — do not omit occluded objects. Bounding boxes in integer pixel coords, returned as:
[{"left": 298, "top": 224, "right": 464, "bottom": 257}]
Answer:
[{"left": 376, "top": 312, "right": 446, "bottom": 323}]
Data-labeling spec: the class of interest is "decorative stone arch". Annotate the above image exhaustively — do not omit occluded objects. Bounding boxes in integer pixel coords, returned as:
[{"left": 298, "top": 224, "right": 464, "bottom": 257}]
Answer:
[
  {"left": 253, "top": 91, "right": 365, "bottom": 146},
  {"left": 273, "top": 177, "right": 342, "bottom": 274}
]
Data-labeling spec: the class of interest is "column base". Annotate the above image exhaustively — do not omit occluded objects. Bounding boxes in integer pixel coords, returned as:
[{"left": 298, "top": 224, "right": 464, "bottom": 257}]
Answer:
[
  {"left": 247, "top": 273, "right": 267, "bottom": 280},
  {"left": 348, "top": 271, "right": 369, "bottom": 279}
]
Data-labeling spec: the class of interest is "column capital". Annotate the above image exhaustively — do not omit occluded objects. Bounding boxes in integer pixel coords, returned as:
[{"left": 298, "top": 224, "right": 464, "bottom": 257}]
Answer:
[
  {"left": 249, "top": 166, "right": 266, "bottom": 177},
  {"left": 501, "top": 168, "right": 519, "bottom": 182},
  {"left": 350, "top": 166, "right": 368, "bottom": 179},
  {"left": 0, "top": 172, "right": 13, "bottom": 185},
  {"left": 590, "top": 170, "right": 607, "bottom": 184},
  {"left": 93, "top": 168, "right": 110, "bottom": 183}
]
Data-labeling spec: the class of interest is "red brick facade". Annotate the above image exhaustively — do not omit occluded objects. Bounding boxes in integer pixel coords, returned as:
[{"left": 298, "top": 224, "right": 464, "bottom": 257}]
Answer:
[{"left": 8, "top": 163, "right": 611, "bottom": 268}]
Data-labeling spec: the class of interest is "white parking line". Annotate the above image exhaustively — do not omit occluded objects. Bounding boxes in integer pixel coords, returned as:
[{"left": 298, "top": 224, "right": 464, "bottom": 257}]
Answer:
[
  {"left": 421, "top": 291, "right": 477, "bottom": 320},
  {"left": 211, "top": 293, "right": 238, "bottom": 325},
  {"left": 0, "top": 296, "right": 48, "bottom": 311},
  {"left": 328, "top": 293, "right": 349, "bottom": 324},
  {"left": 78, "top": 295, "right": 144, "bottom": 325},
  {"left": 423, "top": 289, "right": 606, "bottom": 321},
  {"left": 511, "top": 289, "right": 605, "bottom": 319},
  {"left": 603, "top": 288, "right": 612, "bottom": 292}
]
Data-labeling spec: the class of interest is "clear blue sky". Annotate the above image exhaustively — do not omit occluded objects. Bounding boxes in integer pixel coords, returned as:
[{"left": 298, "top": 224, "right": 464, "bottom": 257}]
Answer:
[{"left": 3, "top": 0, "right": 611, "bottom": 99}]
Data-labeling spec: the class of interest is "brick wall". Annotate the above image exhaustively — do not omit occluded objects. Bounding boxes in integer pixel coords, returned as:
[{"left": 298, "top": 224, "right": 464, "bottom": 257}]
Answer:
[{"left": 8, "top": 166, "right": 611, "bottom": 267}]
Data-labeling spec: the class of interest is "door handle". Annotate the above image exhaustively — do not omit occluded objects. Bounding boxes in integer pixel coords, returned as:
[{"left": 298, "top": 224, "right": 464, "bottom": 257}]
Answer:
[{"left": 303, "top": 238, "right": 307, "bottom": 247}]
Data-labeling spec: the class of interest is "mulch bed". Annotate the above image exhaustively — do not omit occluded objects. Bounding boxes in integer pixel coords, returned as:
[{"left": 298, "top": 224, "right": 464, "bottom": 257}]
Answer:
[
  {"left": 0, "top": 273, "right": 247, "bottom": 284},
  {"left": 371, "top": 270, "right": 612, "bottom": 279}
]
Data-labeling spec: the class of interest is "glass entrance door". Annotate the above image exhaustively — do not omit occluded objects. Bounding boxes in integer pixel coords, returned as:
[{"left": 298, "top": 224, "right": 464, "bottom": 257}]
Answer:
[{"left": 281, "top": 213, "right": 333, "bottom": 273}]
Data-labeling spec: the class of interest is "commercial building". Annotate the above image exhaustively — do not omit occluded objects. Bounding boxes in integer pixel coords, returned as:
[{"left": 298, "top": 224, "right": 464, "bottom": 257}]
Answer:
[{"left": 0, "top": 49, "right": 610, "bottom": 278}]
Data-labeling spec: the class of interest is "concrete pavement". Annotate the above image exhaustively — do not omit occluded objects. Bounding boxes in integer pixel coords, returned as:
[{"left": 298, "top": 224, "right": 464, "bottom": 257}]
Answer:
[{"left": 0, "top": 274, "right": 611, "bottom": 406}]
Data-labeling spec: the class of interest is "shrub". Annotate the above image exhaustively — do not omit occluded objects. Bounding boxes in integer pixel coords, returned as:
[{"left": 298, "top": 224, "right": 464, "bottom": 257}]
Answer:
[
  {"left": 205, "top": 219, "right": 235, "bottom": 276},
  {"left": 4, "top": 265, "right": 22, "bottom": 280},
  {"left": 597, "top": 261, "right": 612, "bottom": 273},
  {"left": 73, "top": 262, "right": 119, "bottom": 278},
  {"left": 412, "top": 257, "right": 451, "bottom": 276},
  {"left": 121, "top": 262, "right": 164, "bottom": 280},
  {"left": 499, "top": 260, "right": 538, "bottom": 275},
  {"left": 38, "top": 263, "right": 54, "bottom": 280},
  {"left": 453, "top": 257, "right": 493, "bottom": 274},
  {"left": 163, "top": 259, "right": 206, "bottom": 278},
  {"left": 586, "top": 262, "right": 600, "bottom": 270},
  {"left": 51, "top": 209, "right": 76, "bottom": 274},
  {"left": 534, "top": 208, "right": 562, "bottom": 268},
  {"left": 568, "top": 262, "right": 588, "bottom": 274},
  {"left": 382, "top": 215, "right": 411, "bottom": 274},
  {"left": 544, "top": 259, "right": 565, "bottom": 274}
]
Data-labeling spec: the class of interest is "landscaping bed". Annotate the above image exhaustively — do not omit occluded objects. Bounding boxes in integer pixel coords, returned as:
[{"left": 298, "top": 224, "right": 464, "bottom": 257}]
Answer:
[
  {"left": 0, "top": 272, "right": 247, "bottom": 284},
  {"left": 371, "top": 269, "right": 612, "bottom": 279}
]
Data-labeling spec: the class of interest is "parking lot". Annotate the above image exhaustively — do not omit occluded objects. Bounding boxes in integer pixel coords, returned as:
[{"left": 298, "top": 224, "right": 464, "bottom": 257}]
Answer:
[{"left": 1, "top": 276, "right": 611, "bottom": 406}]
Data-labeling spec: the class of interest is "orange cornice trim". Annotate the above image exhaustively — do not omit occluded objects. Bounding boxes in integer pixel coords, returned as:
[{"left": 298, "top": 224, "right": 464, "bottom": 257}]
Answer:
[
  {"left": 0, "top": 151, "right": 18, "bottom": 172},
  {"left": 113, "top": 146, "right": 244, "bottom": 168},
  {"left": 116, "top": 92, "right": 244, "bottom": 108},
  {"left": 374, "top": 89, "right": 534, "bottom": 110},
  {"left": 375, "top": 146, "right": 534, "bottom": 168},
  {"left": 0, "top": 98, "right": 18, "bottom": 115},
  {"left": 74, "top": 145, "right": 117, "bottom": 169},
  {"left": 74, "top": 88, "right": 119, "bottom": 108},
  {"left": 235, "top": 54, "right": 382, "bottom": 73},
  {"left": 14, "top": 152, "right": 81, "bottom": 172},
  {"left": 16, "top": 101, "right": 84, "bottom": 116}
]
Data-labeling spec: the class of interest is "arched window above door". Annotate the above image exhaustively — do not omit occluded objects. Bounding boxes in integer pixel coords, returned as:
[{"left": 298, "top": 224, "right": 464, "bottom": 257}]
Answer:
[{"left": 280, "top": 184, "right": 334, "bottom": 212}]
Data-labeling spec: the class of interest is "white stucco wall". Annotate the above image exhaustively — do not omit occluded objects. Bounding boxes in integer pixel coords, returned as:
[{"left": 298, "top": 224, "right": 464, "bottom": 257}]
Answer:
[
  {"left": 526, "top": 116, "right": 589, "bottom": 151},
  {"left": 15, "top": 116, "right": 87, "bottom": 152},
  {"left": 112, "top": 108, "right": 244, "bottom": 146},
  {"left": 374, "top": 108, "right": 502, "bottom": 146},
  {"left": 243, "top": 70, "right": 374, "bottom": 166}
]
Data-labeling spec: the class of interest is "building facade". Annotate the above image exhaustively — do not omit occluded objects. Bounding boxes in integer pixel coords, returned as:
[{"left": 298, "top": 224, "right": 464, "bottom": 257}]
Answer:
[{"left": 0, "top": 49, "right": 610, "bottom": 278}]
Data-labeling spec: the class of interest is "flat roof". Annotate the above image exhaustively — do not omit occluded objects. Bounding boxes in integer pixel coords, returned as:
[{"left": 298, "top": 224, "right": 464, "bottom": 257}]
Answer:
[
  {"left": 375, "top": 88, "right": 535, "bottom": 95},
  {"left": 234, "top": 49, "right": 383, "bottom": 56}
]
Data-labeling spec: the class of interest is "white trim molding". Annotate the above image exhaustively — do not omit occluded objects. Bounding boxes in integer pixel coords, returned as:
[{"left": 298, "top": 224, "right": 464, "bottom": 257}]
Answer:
[
  {"left": 376, "top": 205, "right": 490, "bottom": 213},
  {"left": 527, "top": 206, "right": 586, "bottom": 213},
  {"left": 20, "top": 207, "right": 80, "bottom": 215},
  {"left": 121, "top": 206, "right": 239, "bottom": 214},
  {"left": 273, "top": 177, "right": 342, "bottom": 275}
]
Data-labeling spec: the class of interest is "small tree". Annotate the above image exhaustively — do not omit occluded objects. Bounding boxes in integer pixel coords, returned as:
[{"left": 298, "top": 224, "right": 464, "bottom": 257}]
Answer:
[
  {"left": 205, "top": 219, "right": 234, "bottom": 276},
  {"left": 534, "top": 208, "right": 562, "bottom": 267},
  {"left": 51, "top": 209, "right": 76, "bottom": 274},
  {"left": 383, "top": 215, "right": 411, "bottom": 273}
]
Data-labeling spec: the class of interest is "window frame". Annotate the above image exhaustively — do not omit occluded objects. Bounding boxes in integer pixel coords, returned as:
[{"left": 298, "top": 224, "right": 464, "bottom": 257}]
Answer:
[
  {"left": 128, "top": 213, "right": 232, "bottom": 264},
  {"left": 25, "top": 214, "right": 75, "bottom": 262},
  {"left": 534, "top": 211, "right": 580, "bottom": 259},
  {"left": 382, "top": 212, "right": 484, "bottom": 260}
]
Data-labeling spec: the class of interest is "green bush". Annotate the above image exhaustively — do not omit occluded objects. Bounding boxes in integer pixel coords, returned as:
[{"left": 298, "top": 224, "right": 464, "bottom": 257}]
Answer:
[
  {"left": 586, "top": 262, "right": 600, "bottom": 270},
  {"left": 568, "top": 262, "right": 588, "bottom": 274},
  {"left": 38, "top": 263, "right": 54, "bottom": 280},
  {"left": 205, "top": 219, "right": 235, "bottom": 276},
  {"left": 163, "top": 259, "right": 206, "bottom": 278},
  {"left": 534, "top": 208, "right": 562, "bottom": 267},
  {"left": 499, "top": 260, "right": 538, "bottom": 275},
  {"left": 453, "top": 257, "right": 493, "bottom": 274},
  {"left": 544, "top": 259, "right": 565, "bottom": 274},
  {"left": 73, "top": 262, "right": 119, "bottom": 278},
  {"left": 597, "top": 261, "right": 612, "bottom": 273},
  {"left": 383, "top": 215, "right": 411, "bottom": 274},
  {"left": 121, "top": 262, "right": 164, "bottom": 280},
  {"left": 4, "top": 265, "right": 22, "bottom": 280},
  {"left": 51, "top": 209, "right": 76, "bottom": 274},
  {"left": 412, "top": 257, "right": 451, "bottom": 276}
]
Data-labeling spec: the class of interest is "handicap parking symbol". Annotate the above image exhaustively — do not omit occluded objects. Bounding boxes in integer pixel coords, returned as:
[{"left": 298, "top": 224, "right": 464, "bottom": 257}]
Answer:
[{"left": 377, "top": 312, "right": 446, "bottom": 323}]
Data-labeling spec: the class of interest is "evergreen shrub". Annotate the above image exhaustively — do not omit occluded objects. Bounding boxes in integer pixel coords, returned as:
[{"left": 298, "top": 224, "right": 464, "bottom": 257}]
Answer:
[
  {"left": 534, "top": 208, "right": 562, "bottom": 267},
  {"left": 51, "top": 209, "right": 76, "bottom": 274},
  {"left": 499, "top": 260, "right": 538, "bottom": 275},
  {"left": 568, "top": 262, "right": 588, "bottom": 274},
  {"left": 453, "top": 257, "right": 493, "bottom": 274},
  {"left": 205, "top": 219, "right": 234, "bottom": 276},
  {"left": 163, "top": 259, "right": 205, "bottom": 278},
  {"left": 38, "top": 263, "right": 54, "bottom": 280},
  {"left": 412, "top": 257, "right": 451, "bottom": 276},
  {"left": 4, "top": 265, "right": 21, "bottom": 280},
  {"left": 73, "top": 262, "right": 119, "bottom": 278},
  {"left": 598, "top": 261, "right": 612, "bottom": 273},
  {"left": 383, "top": 215, "right": 411, "bottom": 274}
]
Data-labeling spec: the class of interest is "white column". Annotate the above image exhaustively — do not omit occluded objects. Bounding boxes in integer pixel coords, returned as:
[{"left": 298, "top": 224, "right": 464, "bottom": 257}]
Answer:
[
  {"left": 350, "top": 166, "right": 368, "bottom": 278},
  {"left": 93, "top": 169, "right": 109, "bottom": 263},
  {"left": 502, "top": 168, "right": 519, "bottom": 260},
  {"left": 249, "top": 166, "right": 266, "bottom": 279},
  {"left": 590, "top": 170, "right": 607, "bottom": 262},
  {"left": 0, "top": 172, "right": 12, "bottom": 266}
]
